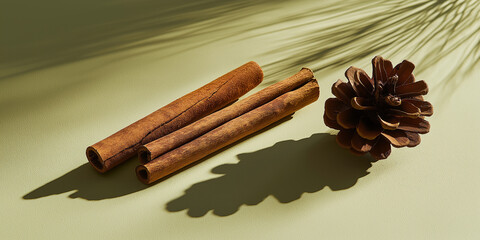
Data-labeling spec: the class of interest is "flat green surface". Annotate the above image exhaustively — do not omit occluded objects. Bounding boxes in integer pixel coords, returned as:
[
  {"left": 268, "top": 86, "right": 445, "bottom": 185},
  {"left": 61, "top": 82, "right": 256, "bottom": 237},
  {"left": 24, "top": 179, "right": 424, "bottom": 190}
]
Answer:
[{"left": 1, "top": 0, "right": 479, "bottom": 239}]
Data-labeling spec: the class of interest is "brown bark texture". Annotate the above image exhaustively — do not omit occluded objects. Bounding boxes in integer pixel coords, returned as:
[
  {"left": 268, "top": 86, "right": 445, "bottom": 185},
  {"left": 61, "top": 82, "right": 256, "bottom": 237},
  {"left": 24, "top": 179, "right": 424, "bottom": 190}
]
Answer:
[
  {"left": 86, "top": 61, "right": 263, "bottom": 173},
  {"left": 138, "top": 68, "right": 314, "bottom": 164},
  {"left": 136, "top": 75, "right": 319, "bottom": 184}
]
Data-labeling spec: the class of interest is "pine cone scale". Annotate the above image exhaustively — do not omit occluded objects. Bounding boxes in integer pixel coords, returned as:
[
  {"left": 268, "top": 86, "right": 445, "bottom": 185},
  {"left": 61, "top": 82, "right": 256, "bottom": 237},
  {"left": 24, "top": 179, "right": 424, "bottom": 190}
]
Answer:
[
  {"left": 357, "top": 116, "right": 382, "bottom": 140},
  {"left": 403, "top": 99, "right": 433, "bottom": 116},
  {"left": 351, "top": 97, "right": 375, "bottom": 110},
  {"left": 336, "top": 130, "right": 355, "bottom": 148},
  {"left": 372, "top": 56, "right": 390, "bottom": 83},
  {"left": 369, "top": 137, "right": 391, "bottom": 160},
  {"left": 345, "top": 67, "right": 372, "bottom": 97},
  {"left": 394, "top": 60, "right": 415, "bottom": 85},
  {"left": 397, "top": 117, "right": 430, "bottom": 133},
  {"left": 325, "top": 98, "right": 348, "bottom": 120},
  {"left": 337, "top": 109, "right": 360, "bottom": 129},
  {"left": 323, "top": 113, "right": 342, "bottom": 130},
  {"left": 377, "top": 115, "right": 400, "bottom": 130},
  {"left": 387, "top": 108, "right": 420, "bottom": 118},
  {"left": 357, "top": 70, "right": 375, "bottom": 93},
  {"left": 396, "top": 80, "right": 429, "bottom": 96},
  {"left": 381, "top": 130, "right": 410, "bottom": 147},
  {"left": 405, "top": 132, "right": 421, "bottom": 147},
  {"left": 399, "top": 102, "right": 422, "bottom": 115},
  {"left": 332, "top": 80, "right": 356, "bottom": 104},
  {"left": 351, "top": 131, "right": 375, "bottom": 153}
]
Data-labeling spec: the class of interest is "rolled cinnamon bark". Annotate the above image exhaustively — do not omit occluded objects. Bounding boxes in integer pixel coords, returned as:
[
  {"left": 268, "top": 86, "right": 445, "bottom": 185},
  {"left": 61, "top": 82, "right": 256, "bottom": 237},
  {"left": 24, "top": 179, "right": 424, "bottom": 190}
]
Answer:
[
  {"left": 138, "top": 68, "right": 314, "bottom": 164},
  {"left": 86, "top": 61, "right": 263, "bottom": 173},
  {"left": 136, "top": 79, "right": 319, "bottom": 184}
]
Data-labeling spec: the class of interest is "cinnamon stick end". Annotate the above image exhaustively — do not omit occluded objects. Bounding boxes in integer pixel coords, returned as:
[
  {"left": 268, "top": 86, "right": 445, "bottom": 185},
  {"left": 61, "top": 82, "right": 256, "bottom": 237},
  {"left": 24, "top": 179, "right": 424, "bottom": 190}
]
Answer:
[
  {"left": 247, "top": 61, "right": 264, "bottom": 78},
  {"left": 138, "top": 146, "right": 152, "bottom": 164},
  {"left": 136, "top": 165, "right": 151, "bottom": 184},
  {"left": 301, "top": 67, "right": 314, "bottom": 75},
  {"left": 86, "top": 146, "right": 106, "bottom": 173}
]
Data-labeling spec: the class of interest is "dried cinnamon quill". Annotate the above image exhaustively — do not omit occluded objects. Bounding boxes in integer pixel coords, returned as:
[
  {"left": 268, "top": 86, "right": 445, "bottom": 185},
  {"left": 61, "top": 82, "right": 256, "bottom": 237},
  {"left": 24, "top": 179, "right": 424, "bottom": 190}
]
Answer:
[
  {"left": 136, "top": 71, "right": 319, "bottom": 184},
  {"left": 86, "top": 61, "right": 263, "bottom": 173},
  {"left": 138, "top": 68, "right": 314, "bottom": 164}
]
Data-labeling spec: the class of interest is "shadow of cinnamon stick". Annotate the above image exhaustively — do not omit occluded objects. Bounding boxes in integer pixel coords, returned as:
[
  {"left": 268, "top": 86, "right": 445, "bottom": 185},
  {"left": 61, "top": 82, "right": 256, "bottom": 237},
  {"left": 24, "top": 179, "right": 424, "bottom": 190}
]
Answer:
[
  {"left": 22, "top": 158, "right": 148, "bottom": 200},
  {"left": 166, "top": 133, "right": 375, "bottom": 217},
  {"left": 22, "top": 115, "right": 294, "bottom": 201}
]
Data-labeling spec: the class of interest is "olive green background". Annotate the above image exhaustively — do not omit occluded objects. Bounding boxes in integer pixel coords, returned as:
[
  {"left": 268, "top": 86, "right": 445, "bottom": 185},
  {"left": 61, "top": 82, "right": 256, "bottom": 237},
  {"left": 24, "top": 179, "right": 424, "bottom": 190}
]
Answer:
[{"left": 1, "top": 0, "right": 479, "bottom": 239}]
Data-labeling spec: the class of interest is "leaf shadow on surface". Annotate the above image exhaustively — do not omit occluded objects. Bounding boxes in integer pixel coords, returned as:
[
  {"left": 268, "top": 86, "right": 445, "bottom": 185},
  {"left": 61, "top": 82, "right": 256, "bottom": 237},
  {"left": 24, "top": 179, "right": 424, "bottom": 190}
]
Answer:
[
  {"left": 260, "top": 0, "right": 480, "bottom": 85},
  {"left": 5, "top": 0, "right": 478, "bottom": 113},
  {"left": 0, "top": 0, "right": 288, "bottom": 114},
  {"left": 0, "top": 0, "right": 285, "bottom": 80},
  {"left": 166, "top": 133, "right": 375, "bottom": 217}
]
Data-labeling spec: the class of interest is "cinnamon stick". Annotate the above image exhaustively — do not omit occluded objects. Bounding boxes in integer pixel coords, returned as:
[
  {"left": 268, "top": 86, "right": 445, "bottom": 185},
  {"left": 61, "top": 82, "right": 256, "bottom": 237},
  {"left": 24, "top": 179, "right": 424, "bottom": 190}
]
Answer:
[
  {"left": 86, "top": 61, "right": 263, "bottom": 173},
  {"left": 136, "top": 78, "right": 319, "bottom": 184},
  {"left": 138, "top": 68, "right": 314, "bottom": 164}
]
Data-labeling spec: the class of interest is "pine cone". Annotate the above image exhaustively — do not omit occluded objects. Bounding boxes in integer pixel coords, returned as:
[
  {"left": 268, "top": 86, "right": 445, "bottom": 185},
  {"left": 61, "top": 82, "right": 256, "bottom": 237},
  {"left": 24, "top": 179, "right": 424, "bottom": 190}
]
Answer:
[{"left": 324, "top": 56, "right": 433, "bottom": 160}]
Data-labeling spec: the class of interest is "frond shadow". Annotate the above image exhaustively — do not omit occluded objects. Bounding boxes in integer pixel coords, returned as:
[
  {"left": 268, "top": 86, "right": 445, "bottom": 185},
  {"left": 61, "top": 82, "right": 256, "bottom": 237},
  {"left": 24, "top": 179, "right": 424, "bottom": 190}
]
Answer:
[
  {"left": 259, "top": 0, "right": 480, "bottom": 85},
  {"left": 0, "top": 0, "right": 287, "bottom": 79}
]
